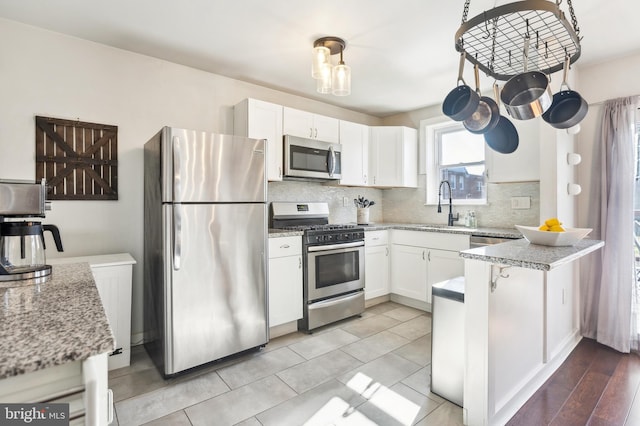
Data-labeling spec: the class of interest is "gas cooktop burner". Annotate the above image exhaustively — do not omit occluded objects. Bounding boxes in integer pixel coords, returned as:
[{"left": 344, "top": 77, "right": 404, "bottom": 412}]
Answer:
[{"left": 283, "top": 224, "right": 361, "bottom": 232}]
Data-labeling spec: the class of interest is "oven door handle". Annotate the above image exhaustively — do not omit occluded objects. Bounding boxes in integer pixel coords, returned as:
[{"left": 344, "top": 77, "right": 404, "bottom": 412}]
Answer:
[{"left": 307, "top": 241, "right": 364, "bottom": 252}]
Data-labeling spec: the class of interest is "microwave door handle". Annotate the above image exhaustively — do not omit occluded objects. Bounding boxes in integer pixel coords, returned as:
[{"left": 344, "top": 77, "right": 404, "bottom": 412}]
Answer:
[{"left": 328, "top": 146, "right": 335, "bottom": 177}]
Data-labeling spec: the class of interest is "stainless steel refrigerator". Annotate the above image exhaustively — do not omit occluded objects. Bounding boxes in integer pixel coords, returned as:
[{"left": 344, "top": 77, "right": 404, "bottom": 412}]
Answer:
[{"left": 143, "top": 126, "right": 268, "bottom": 376}]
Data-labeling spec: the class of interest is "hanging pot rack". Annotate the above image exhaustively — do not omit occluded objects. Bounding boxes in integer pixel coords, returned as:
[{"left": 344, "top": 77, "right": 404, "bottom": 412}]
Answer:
[{"left": 455, "top": 0, "right": 581, "bottom": 81}]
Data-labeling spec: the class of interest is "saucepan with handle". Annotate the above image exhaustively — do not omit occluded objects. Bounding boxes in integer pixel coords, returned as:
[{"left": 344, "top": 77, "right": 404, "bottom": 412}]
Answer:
[
  {"left": 542, "top": 56, "right": 588, "bottom": 129},
  {"left": 442, "top": 52, "right": 480, "bottom": 121},
  {"left": 500, "top": 36, "right": 552, "bottom": 120},
  {"left": 463, "top": 64, "right": 500, "bottom": 134}
]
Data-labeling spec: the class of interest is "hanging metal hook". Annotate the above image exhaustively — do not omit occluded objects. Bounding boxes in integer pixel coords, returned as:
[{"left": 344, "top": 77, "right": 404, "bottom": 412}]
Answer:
[
  {"left": 482, "top": 12, "right": 491, "bottom": 39},
  {"left": 545, "top": 41, "right": 549, "bottom": 59}
]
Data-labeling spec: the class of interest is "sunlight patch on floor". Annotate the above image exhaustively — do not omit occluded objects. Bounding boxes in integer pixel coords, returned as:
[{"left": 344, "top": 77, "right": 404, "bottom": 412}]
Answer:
[{"left": 302, "top": 371, "right": 422, "bottom": 425}]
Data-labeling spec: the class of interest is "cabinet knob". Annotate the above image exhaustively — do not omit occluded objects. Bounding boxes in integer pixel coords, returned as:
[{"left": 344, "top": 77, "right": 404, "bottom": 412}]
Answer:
[
  {"left": 422, "top": 250, "right": 426, "bottom": 261},
  {"left": 310, "top": 128, "right": 313, "bottom": 138},
  {"left": 299, "top": 257, "right": 302, "bottom": 268},
  {"left": 385, "top": 247, "right": 389, "bottom": 256},
  {"left": 280, "top": 244, "right": 290, "bottom": 249}
]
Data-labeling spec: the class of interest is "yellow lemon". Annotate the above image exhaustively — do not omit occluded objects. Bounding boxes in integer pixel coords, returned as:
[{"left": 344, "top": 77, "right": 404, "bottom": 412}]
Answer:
[
  {"left": 549, "top": 225, "right": 565, "bottom": 232},
  {"left": 538, "top": 225, "right": 549, "bottom": 231},
  {"left": 545, "top": 218, "right": 561, "bottom": 227}
]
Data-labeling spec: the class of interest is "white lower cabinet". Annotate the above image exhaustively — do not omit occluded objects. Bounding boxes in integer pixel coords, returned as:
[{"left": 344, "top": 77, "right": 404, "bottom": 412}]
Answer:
[
  {"left": 390, "top": 230, "right": 468, "bottom": 307},
  {"left": 364, "top": 230, "right": 390, "bottom": 300},
  {"left": 268, "top": 236, "right": 303, "bottom": 328},
  {"left": 391, "top": 244, "right": 428, "bottom": 301},
  {"left": 49, "top": 253, "right": 136, "bottom": 371}
]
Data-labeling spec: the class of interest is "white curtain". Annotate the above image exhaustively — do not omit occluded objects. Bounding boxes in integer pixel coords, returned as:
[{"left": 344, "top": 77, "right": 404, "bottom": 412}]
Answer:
[{"left": 581, "top": 96, "right": 639, "bottom": 353}]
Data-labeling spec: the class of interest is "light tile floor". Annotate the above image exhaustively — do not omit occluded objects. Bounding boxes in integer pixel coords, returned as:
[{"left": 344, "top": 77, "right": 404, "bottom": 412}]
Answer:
[{"left": 108, "top": 302, "right": 464, "bottom": 426}]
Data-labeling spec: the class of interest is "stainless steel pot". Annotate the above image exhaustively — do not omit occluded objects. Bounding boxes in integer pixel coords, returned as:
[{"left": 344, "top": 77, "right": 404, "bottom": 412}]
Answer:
[
  {"left": 500, "top": 37, "right": 552, "bottom": 120},
  {"left": 464, "top": 66, "right": 500, "bottom": 134}
]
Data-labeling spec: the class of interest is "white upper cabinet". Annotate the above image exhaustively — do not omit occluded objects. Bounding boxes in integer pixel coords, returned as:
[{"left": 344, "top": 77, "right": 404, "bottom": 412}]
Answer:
[
  {"left": 339, "top": 120, "right": 369, "bottom": 186},
  {"left": 485, "top": 118, "right": 540, "bottom": 183},
  {"left": 283, "top": 106, "right": 339, "bottom": 143},
  {"left": 369, "top": 126, "right": 417, "bottom": 188},
  {"left": 234, "top": 98, "right": 284, "bottom": 182}
]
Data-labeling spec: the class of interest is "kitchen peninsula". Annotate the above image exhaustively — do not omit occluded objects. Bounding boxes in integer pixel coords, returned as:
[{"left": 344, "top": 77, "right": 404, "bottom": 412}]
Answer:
[
  {"left": 461, "top": 238, "right": 604, "bottom": 426},
  {"left": 0, "top": 263, "right": 114, "bottom": 424}
]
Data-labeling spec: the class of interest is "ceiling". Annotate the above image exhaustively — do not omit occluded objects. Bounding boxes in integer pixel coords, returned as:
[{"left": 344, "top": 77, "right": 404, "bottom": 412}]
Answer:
[{"left": 1, "top": 0, "right": 639, "bottom": 117}]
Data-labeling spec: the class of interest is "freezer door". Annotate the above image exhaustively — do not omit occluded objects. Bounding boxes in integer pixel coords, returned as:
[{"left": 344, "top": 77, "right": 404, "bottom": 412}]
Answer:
[
  {"left": 161, "top": 127, "right": 266, "bottom": 203},
  {"left": 162, "top": 203, "right": 268, "bottom": 375}
]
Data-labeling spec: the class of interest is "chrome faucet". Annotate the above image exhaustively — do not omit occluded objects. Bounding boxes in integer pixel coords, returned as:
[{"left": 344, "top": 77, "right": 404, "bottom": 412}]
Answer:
[{"left": 438, "top": 180, "right": 459, "bottom": 226}]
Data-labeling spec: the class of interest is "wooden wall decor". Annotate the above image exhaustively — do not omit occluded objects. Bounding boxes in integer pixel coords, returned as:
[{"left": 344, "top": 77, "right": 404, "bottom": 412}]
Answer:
[{"left": 35, "top": 116, "right": 118, "bottom": 200}]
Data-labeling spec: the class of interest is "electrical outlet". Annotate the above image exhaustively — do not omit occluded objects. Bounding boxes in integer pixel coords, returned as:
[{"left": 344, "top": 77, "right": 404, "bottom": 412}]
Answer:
[
  {"left": 343, "top": 196, "right": 349, "bottom": 207},
  {"left": 511, "top": 196, "right": 531, "bottom": 209}
]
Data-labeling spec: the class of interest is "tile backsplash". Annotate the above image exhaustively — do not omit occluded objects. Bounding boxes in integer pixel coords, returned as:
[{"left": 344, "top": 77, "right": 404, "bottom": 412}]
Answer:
[{"left": 268, "top": 176, "right": 539, "bottom": 228}]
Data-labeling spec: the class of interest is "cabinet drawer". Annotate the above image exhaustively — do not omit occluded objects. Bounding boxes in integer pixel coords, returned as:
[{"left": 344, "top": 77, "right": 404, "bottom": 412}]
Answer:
[
  {"left": 391, "top": 229, "right": 469, "bottom": 251},
  {"left": 365, "top": 230, "right": 389, "bottom": 246},
  {"left": 269, "top": 236, "right": 302, "bottom": 258}
]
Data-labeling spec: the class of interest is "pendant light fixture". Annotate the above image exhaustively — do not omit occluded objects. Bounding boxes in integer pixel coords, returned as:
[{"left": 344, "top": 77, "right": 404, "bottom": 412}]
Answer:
[{"left": 312, "top": 37, "right": 351, "bottom": 96}]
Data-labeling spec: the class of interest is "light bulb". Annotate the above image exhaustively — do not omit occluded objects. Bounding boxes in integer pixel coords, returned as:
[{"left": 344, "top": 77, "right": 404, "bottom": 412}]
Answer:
[
  {"left": 316, "top": 63, "right": 332, "bottom": 94},
  {"left": 332, "top": 63, "right": 351, "bottom": 96},
  {"left": 312, "top": 46, "right": 330, "bottom": 79}
]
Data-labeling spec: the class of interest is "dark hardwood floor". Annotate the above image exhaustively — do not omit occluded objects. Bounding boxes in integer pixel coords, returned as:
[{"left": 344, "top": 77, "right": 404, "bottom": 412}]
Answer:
[{"left": 507, "top": 338, "right": 640, "bottom": 426}]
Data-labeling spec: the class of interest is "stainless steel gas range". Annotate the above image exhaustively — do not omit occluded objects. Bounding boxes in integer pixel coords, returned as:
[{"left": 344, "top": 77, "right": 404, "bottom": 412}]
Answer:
[{"left": 271, "top": 202, "right": 365, "bottom": 332}]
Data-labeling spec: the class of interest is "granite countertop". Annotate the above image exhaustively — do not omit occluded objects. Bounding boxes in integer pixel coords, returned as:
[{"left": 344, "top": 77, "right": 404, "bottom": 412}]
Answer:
[
  {"left": 460, "top": 238, "right": 605, "bottom": 271},
  {"left": 358, "top": 223, "right": 522, "bottom": 239},
  {"left": 0, "top": 263, "right": 115, "bottom": 379},
  {"left": 269, "top": 223, "right": 522, "bottom": 239},
  {"left": 268, "top": 228, "right": 304, "bottom": 238}
]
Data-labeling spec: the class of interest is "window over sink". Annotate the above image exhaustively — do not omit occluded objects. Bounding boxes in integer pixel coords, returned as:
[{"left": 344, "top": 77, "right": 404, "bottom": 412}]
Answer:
[{"left": 423, "top": 119, "right": 487, "bottom": 205}]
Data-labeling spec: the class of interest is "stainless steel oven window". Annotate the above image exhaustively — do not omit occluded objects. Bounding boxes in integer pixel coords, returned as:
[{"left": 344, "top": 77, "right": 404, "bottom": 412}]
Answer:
[
  {"left": 314, "top": 250, "right": 360, "bottom": 288},
  {"left": 307, "top": 245, "right": 364, "bottom": 301}
]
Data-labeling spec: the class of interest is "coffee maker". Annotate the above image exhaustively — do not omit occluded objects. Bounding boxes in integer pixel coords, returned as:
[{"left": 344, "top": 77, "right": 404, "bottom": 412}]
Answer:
[{"left": 0, "top": 179, "right": 63, "bottom": 281}]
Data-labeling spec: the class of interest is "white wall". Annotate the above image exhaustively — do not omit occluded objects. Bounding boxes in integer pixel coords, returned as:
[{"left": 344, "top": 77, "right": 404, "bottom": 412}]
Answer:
[
  {"left": 574, "top": 52, "right": 640, "bottom": 229},
  {"left": 0, "top": 18, "right": 381, "bottom": 339}
]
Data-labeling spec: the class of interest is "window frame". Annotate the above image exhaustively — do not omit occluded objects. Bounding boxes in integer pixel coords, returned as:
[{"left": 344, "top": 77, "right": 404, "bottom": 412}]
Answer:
[{"left": 423, "top": 118, "right": 487, "bottom": 206}]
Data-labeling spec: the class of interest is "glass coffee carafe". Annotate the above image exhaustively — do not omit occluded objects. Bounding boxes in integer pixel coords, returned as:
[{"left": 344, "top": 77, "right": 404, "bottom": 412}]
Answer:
[{"left": 0, "top": 221, "right": 63, "bottom": 281}]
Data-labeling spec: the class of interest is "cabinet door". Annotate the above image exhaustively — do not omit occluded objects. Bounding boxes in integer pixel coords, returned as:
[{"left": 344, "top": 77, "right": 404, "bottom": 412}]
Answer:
[
  {"left": 369, "top": 127, "right": 417, "bottom": 187},
  {"left": 283, "top": 107, "right": 315, "bottom": 139},
  {"left": 313, "top": 114, "right": 339, "bottom": 143},
  {"left": 390, "top": 244, "right": 427, "bottom": 301},
  {"left": 283, "top": 107, "right": 339, "bottom": 142},
  {"left": 365, "top": 244, "right": 389, "bottom": 299},
  {"left": 426, "top": 249, "right": 465, "bottom": 304},
  {"left": 370, "top": 127, "right": 402, "bottom": 186},
  {"left": 339, "top": 121, "right": 369, "bottom": 186},
  {"left": 268, "top": 255, "right": 303, "bottom": 327},
  {"left": 91, "top": 265, "right": 133, "bottom": 370},
  {"left": 234, "top": 99, "right": 283, "bottom": 181}
]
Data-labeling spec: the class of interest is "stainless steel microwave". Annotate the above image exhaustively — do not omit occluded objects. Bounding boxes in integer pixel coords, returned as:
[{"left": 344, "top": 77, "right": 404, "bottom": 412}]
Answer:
[{"left": 283, "top": 135, "right": 342, "bottom": 180}]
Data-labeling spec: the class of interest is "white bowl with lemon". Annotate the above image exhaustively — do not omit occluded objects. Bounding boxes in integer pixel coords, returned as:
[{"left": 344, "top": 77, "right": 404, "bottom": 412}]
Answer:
[{"left": 516, "top": 218, "right": 592, "bottom": 247}]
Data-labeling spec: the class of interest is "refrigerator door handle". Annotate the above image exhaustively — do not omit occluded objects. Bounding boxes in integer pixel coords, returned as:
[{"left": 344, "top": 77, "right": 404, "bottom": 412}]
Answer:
[
  {"left": 172, "top": 135, "right": 181, "bottom": 201},
  {"left": 173, "top": 204, "right": 182, "bottom": 270}
]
